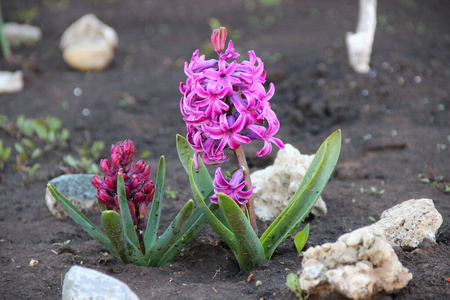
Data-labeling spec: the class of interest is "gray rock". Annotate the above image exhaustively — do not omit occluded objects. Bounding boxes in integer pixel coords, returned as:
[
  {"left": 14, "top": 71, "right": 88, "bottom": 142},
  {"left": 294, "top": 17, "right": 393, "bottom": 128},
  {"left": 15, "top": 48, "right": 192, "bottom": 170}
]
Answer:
[
  {"left": 3, "top": 22, "right": 42, "bottom": 48},
  {"left": 45, "top": 174, "right": 99, "bottom": 220},
  {"left": 251, "top": 144, "right": 327, "bottom": 222},
  {"left": 371, "top": 198, "right": 443, "bottom": 249},
  {"left": 62, "top": 266, "right": 139, "bottom": 300},
  {"left": 299, "top": 226, "right": 412, "bottom": 299}
]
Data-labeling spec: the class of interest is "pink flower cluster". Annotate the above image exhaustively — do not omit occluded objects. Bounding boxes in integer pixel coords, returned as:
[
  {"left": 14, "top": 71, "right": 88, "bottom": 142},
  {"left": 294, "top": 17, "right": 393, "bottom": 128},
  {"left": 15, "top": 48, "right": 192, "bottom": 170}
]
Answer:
[
  {"left": 210, "top": 167, "right": 254, "bottom": 208},
  {"left": 179, "top": 28, "right": 284, "bottom": 169},
  {"left": 92, "top": 140, "right": 155, "bottom": 229}
]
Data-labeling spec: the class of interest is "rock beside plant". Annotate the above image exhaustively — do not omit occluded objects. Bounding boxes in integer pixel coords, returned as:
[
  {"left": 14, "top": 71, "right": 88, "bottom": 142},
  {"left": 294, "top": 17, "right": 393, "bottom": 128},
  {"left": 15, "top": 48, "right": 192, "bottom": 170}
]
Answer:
[
  {"left": 371, "top": 198, "right": 442, "bottom": 249},
  {"left": 60, "top": 14, "right": 118, "bottom": 71},
  {"left": 251, "top": 144, "right": 327, "bottom": 222},
  {"left": 62, "top": 266, "right": 139, "bottom": 300},
  {"left": 45, "top": 174, "right": 98, "bottom": 220},
  {"left": 3, "top": 23, "right": 42, "bottom": 48},
  {"left": 299, "top": 226, "right": 412, "bottom": 299}
]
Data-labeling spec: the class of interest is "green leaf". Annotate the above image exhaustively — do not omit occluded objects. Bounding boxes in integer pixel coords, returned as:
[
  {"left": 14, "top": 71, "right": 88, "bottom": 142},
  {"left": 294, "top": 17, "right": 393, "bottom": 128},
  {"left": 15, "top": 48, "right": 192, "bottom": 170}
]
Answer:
[
  {"left": 176, "top": 134, "right": 213, "bottom": 198},
  {"left": 97, "top": 200, "right": 107, "bottom": 213},
  {"left": 34, "top": 120, "right": 47, "bottom": 140},
  {"left": 2, "top": 147, "right": 11, "bottom": 161},
  {"left": 294, "top": 224, "right": 310, "bottom": 253},
  {"left": 261, "top": 130, "right": 341, "bottom": 259},
  {"left": 46, "top": 184, "right": 114, "bottom": 253},
  {"left": 176, "top": 134, "right": 230, "bottom": 229},
  {"left": 146, "top": 199, "right": 194, "bottom": 265},
  {"left": 116, "top": 173, "right": 140, "bottom": 250},
  {"left": 286, "top": 273, "right": 303, "bottom": 298},
  {"left": 144, "top": 156, "right": 166, "bottom": 251},
  {"left": 60, "top": 129, "right": 70, "bottom": 141},
  {"left": 31, "top": 148, "right": 42, "bottom": 159},
  {"left": 14, "top": 142, "right": 24, "bottom": 154},
  {"left": 21, "top": 138, "right": 34, "bottom": 149},
  {"left": 187, "top": 159, "right": 237, "bottom": 253},
  {"left": 29, "top": 163, "right": 41, "bottom": 175},
  {"left": 101, "top": 210, "right": 128, "bottom": 263},
  {"left": 218, "top": 193, "right": 264, "bottom": 270}
]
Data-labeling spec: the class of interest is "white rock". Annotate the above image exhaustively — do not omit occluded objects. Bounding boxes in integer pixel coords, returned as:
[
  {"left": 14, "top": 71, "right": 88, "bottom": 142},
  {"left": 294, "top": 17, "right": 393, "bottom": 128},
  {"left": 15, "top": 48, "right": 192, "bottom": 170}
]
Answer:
[
  {"left": 60, "top": 14, "right": 118, "bottom": 49},
  {"left": 251, "top": 144, "right": 327, "bottom": 222},
  {"left": 60, "top": 14, "right": 118, "bottom": 71},
  {"left": 62, "top": 266, "right": 139, "bottom": 300},
  {"left": 45, "top": 174, "right": 99, "bottom": 220},
  {"left": 299, "top": 226, "right": 412, "bottom": 299},
  {"left": 371, "top": 198, "right": 443, "bottom": 249},
  {"left": 346, "top": 0, "right": 377, "bottom": 73},
  {"left": 0, "top": 71, "right": 24, "bottom": 94},
  {"left": 3, "top": 23, "right": 42, "bottom": 48},
  {"left": 63, "top": 39, "right": 114, "bottom": 72}
]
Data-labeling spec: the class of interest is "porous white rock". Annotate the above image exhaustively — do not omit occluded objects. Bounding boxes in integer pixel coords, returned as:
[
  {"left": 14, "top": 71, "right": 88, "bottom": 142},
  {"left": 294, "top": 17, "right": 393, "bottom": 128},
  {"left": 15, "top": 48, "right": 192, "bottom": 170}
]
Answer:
[
  {"left": 45, "top": 174, "right": 99, "bottom": 220},
  {"left": 0, "top": 71, "right": 24, "bottom": 94},
  {"left": 60, "top": 14, "right": 118, "bottom": 71},
  {"left": 62, "top": 266, "right": 139, "bottom": 300},
  {"left": 3, "top": 23, "right": 42, "bottom": 48},
  {"left": 299, "top": 226, "right": 412, "bottom": 299},
  {"left": 346, "top": 0, "right": 377, "bottom": 73},
  {"left": 371, "top": 198, "right": 443, "bottom": 249},
  {"left": 251, "top": 144, "right": 327, "bottom": 222}
]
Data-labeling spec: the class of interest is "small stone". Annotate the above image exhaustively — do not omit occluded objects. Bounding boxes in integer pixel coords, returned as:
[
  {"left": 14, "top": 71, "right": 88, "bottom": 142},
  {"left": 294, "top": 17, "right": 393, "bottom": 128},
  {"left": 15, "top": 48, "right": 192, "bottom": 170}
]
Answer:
[
  {"left": 60, "top": 14, "right": 118, "bottom": 71},
  {"left": 251, "top": 144, "right": 327, "bottom": 222},
  {"left": 29, "top": 259, "right": 39, "bottom": 267},
  {"left": 299, "top": 226, "right": 412, "bottom": 299},
  {"left": 0, "top": 71, "right": 24, "bottom": 94},
  {"left": 3, "top": 23, "right": 42, "bottom": 48},
  {"left": 62, "top": 266, "right": 139, "bottom": 300},
  {"left": 63, "top": 39, "right": 114, "bottom": 72},
  {"left": 45, "top": 174, "right": 99, "bottom": 220},
  {"left": 371, "top": 198, "right": 443, "bottom": 249},
  {"left": 255, "top": 280, "right": 262, "bottom": 287}
]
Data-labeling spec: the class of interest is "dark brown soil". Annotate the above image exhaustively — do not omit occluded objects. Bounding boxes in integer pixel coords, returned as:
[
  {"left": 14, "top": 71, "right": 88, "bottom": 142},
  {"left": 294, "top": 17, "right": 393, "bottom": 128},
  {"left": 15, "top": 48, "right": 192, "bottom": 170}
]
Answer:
[{"left": 1, "top": 1, "right": 449, "bottom": 299}]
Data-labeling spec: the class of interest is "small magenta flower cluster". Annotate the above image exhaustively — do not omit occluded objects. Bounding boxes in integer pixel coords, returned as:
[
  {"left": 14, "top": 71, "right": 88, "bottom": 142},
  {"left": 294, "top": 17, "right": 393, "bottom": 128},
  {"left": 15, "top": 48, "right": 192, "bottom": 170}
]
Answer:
[
  {"left": 180, "top": 28, "right": 284, "bottom": 207},
  {"left": 92, "top": 140, "right": 155, "bottom": 229}
]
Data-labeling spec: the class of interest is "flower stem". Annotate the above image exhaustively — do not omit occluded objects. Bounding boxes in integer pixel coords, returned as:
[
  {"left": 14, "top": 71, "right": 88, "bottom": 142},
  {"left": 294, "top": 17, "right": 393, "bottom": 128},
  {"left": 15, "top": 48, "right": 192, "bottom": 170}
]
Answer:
[{"left": 234, "top": 146, "right": 258, "bottom": 234}]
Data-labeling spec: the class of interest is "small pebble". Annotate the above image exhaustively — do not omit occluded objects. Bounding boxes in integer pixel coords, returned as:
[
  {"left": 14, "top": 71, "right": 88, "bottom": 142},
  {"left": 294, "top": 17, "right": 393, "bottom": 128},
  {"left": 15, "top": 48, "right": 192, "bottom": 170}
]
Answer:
[
  {"left": 29, "top": 259, "right": 39, "bottom": 267},
  {"left": 255, "top": 280, "right": 262, "bottom": 287}
]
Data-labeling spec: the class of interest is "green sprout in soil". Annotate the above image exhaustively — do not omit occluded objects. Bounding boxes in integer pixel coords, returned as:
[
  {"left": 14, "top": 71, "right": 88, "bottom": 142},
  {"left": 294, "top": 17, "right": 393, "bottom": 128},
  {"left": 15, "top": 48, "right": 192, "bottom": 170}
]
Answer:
[
  {"left": 294, "top": 224, "right": 310, "bottom": 262},
  {"left": 62, "top": 140, "right": 105, "bottom": 174},
  {"left": 419, "top": 165, "right": 450, "bottom": 193},
  {"left": 0, "top": 139, "right": 12, "bottom": 170},
  {"left": 286, "top": 273, "right": 308, "bottom": 300}
]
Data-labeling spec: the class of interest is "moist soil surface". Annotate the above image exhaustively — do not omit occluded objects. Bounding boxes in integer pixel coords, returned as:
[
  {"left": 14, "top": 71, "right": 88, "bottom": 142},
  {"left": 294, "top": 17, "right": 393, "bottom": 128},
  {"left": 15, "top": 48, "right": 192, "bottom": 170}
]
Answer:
[{"left": 1, "top": 1, "right": 449, "bottom": 299}]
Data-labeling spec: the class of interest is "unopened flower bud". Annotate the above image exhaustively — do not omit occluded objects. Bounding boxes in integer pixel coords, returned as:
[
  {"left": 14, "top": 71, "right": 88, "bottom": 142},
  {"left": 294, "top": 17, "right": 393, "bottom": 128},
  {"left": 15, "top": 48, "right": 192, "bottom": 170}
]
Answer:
[{"left": 211, "top": 27, "right": 227, "bottom": 54}]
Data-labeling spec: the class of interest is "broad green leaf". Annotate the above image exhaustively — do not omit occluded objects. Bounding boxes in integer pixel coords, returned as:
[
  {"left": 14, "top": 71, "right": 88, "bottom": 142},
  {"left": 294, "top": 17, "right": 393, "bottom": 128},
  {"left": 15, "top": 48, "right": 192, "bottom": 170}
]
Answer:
[
  {"left": 176, "top": 134, "right": 230, "bottom": 229},
  {"left": 286, "top": 273, "right": 303, "bottom": 298},
  {"left": 116, "top": 173, "right": 140, "bottom": 249},
  {"left": 218, "top": 193, "right": 264, "bottom": 270},
  {"left": 14, "top": 142, "right": 24, "bottom": 154},
  {"left": 2, "top": 147, "right": 11, "bottom": 161},
  {"left": 29, "top": 163, "right": 41, "bottom": 175},
  {"left": 146, "top": 199, "right": 194, "bottom": 265},
  {"left": 187, "top": 159, "right": 237, "bottom": 253},
  {"left": 176, "top": 134, "right": 213, "bottom": 198},
  {"left": 101, "top": 210, "right": 128, "bottom": 263},
  {"left": 261, "top": 130, "right": 341, "bottom": 259},
  {"left": 21, "top": 138, "right": 34, "bottom": 149},
  {"left": 294, "top": 223, "right": 310, "bottom": 253},
  {"left": 31, "top": 148, "right": 42, "bottom": 159},
  {"left": 144, "top": 156, "right": 166, "bottom": 250},
  {"left": 47, "top": 184, "right": 114, "bottom": 253}
]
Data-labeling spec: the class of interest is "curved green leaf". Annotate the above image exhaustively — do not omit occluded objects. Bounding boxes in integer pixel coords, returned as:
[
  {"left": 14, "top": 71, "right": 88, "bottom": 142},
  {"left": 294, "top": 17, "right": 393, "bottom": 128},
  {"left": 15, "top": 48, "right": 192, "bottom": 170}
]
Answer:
[
  {"left": 144, "top": 156, "right": 166, "bottom": 250},
  {"left": 261, "top": 130, "right": 341, "bottom": 259},
  {"left": 116, "top": 173, "right": 140, "bottom": 249},
  {"left": 146, "top": 199, "right": 194, "bottom": 265},
  {"left": 101, "top": 210, "right": 127, "bottom": 263},
  {"left": 218, "top": 193, "right": 264, "bottom": 270},
  {"left": 47, "top": 184, "right": 113, "bottom": 253},
  {"left": 187, "top": 159, "right": 237, "bottom": 253}
]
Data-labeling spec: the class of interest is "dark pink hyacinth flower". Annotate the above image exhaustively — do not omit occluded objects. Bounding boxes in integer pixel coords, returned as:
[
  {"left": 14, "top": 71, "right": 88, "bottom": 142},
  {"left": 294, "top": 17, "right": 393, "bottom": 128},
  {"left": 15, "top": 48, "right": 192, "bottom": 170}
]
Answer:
[
  {"left": 92, "top": 140, "right": 155, "bottom": 229},
  {"left": 210, "top": 167, "right": 254, "bottom": 208},
  {"left": 180, "top": 28, "right": 284, "bottom": 168}
]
